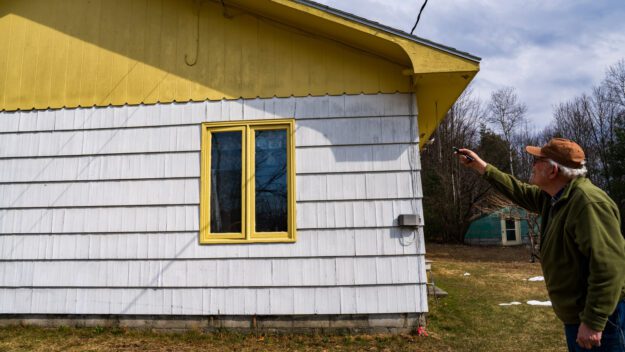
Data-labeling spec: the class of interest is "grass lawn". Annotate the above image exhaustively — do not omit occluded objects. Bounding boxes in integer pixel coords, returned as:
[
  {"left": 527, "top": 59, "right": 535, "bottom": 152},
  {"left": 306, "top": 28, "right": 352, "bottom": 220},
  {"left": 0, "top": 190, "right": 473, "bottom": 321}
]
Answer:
[
  {"left": 423, "top": 244, "right": 564, "bottom": 351},
  {"left": 0, "top": 244, "right": 565, "bottom": 351}
]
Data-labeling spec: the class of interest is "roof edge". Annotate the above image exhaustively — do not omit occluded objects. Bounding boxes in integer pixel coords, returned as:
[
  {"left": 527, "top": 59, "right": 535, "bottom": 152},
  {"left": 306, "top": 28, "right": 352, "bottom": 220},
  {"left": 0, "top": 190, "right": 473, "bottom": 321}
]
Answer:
[{"left": 291, "top": 0, "right": 481, "bottom": 63}]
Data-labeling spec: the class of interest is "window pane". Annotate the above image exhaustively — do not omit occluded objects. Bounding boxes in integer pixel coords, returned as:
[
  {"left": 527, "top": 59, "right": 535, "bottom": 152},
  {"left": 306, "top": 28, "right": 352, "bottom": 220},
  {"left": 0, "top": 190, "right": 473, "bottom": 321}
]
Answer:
[
  {"left": 210, "top": 131, "right": 242, "bottom": 233},
  {"left": 505, "top": 219, "right": 516, "bottom": 241},
  {"left": 255, "top": 130, "right": 287, "bottom": 232}
]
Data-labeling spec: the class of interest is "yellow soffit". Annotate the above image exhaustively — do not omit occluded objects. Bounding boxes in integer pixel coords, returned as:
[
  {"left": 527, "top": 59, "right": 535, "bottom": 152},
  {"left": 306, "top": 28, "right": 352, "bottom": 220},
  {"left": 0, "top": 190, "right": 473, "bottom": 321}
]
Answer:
[
  {"left": 243, "top": 0, "right": 481, "bottom": 75},
  {"left": 0, "top": 0, "right": 413, "bottom": 111}
]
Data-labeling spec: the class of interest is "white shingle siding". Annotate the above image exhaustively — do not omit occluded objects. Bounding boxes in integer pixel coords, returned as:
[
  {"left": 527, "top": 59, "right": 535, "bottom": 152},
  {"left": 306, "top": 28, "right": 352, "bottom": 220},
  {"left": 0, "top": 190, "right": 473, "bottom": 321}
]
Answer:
[
  {"left": 0, "top": 93, "right": 426, "bottom": 315},
  {"left": 0, "top": 285, "right": 426, "bottom": 315},
  {"left": 0, "top": 229, "right": 424, "bottom": 260}
]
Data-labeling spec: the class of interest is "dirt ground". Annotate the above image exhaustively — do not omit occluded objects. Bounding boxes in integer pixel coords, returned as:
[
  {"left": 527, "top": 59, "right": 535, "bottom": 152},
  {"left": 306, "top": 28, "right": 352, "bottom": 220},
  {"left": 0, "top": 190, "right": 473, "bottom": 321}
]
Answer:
[{"left": 426, "top": 242, "right": 535, "bottom": 263}]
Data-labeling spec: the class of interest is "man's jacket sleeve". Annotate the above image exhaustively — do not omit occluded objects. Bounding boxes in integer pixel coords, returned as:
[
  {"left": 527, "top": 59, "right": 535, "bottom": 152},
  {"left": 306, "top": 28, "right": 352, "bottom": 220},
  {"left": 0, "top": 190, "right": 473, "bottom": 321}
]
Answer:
[
  {"left": 482, "top": 164, "right": 544, "bottom": 213},
  {"left": 573, "top": 202, "right": 625, "bottom": 331}
]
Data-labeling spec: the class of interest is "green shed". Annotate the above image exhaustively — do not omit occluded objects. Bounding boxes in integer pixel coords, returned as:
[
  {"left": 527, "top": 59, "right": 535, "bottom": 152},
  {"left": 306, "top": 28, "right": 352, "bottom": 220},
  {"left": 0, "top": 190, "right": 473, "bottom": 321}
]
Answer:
[{"left": 464, "top": 207, "right": 536, "bottom": 246}]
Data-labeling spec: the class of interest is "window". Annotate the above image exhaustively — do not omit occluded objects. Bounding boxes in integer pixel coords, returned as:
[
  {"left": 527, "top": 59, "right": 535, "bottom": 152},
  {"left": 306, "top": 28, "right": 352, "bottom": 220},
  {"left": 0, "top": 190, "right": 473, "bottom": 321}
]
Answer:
[
  {"left": 200, "top": 119, "right": 296, "bottom": 243},
  {"left": 501, "top": 217, "right": 520, "bottom": 245},
  {"left": 505, "top": 219, "right": 516, "bottom": 242}
]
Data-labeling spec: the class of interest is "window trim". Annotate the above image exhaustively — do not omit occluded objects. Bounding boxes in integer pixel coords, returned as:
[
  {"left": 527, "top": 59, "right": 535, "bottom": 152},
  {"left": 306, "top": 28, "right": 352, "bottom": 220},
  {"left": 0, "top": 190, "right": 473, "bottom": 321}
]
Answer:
[
  {"left": 200, "top": 119, "right": 296, "bottom": 244},
  {"left": 500, "top": 217, "right": 521, "bottom": 246}
]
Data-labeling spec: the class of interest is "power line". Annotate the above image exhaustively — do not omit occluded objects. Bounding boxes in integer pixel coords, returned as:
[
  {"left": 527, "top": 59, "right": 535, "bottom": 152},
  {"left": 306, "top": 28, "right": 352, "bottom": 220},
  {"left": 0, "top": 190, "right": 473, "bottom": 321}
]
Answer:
[{"left": 410, "top": 0, "right": 429, "bottom": 35}]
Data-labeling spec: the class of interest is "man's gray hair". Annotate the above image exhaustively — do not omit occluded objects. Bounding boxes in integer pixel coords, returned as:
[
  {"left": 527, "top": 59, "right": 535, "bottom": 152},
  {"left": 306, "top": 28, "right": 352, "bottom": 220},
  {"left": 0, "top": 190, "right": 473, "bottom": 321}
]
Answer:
[{"left": 547, "top": 159, "right": 588, "bottom": 179}]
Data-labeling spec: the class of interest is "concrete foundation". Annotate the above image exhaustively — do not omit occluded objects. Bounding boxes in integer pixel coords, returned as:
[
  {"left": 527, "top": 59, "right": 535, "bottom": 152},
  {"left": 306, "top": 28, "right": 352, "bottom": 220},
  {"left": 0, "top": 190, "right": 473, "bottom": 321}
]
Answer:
[{"left": 0, "top": 313, "right": 426, "bottom": 334}]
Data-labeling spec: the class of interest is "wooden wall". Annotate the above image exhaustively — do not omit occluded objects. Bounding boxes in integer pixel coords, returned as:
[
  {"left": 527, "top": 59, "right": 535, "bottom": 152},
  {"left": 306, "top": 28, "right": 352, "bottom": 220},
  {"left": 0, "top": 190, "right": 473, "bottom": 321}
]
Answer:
[{"left": 0, "top": 93, "right": 427, "bottom": 315}]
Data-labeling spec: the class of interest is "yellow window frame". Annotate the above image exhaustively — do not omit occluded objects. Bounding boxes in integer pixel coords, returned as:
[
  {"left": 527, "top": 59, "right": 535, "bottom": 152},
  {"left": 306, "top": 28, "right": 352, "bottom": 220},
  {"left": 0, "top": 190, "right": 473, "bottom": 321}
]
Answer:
[{"left": 200, "top": 119, "right": 296, "bottom": 244}]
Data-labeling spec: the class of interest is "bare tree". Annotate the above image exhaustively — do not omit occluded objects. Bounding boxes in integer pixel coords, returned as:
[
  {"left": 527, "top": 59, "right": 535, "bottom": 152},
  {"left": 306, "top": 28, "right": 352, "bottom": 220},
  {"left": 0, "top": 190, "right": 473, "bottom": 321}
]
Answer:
[
  {"left": 487, "top": 87, "right": 528, "bottom": 177},
  {"left": 511, "top": 122, "right": 545, "bottom": 182},
  {"left": 604, "top": 60, "right": 625, "bottom": 232},
  {"left": 549, "top": 79, "right": 621, "bottom": 190},
  {"left": 604, "top": 59, "right": 625, "bottom": 109},
  {"left": 421, "top": 89, "right": 495, "bottom": 243}
]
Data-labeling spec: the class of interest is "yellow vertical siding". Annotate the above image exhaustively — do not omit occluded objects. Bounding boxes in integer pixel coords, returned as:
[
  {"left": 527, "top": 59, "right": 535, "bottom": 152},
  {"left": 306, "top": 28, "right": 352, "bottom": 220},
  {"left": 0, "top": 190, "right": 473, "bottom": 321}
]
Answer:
[
  {"left": 0, "top": 0, "right": 411, "bottom": 111},
  {"left": 0, "top": 15, "right": 8, "bottom": 107},
  {"left": 4, "top": 13, "right": 25, "bottom": 110},
  {"left": 126, "top": 0, "right": 147, "bottom": 103},
  {"left": 0, "top": 0, "right": 480, "bottom": 147}
]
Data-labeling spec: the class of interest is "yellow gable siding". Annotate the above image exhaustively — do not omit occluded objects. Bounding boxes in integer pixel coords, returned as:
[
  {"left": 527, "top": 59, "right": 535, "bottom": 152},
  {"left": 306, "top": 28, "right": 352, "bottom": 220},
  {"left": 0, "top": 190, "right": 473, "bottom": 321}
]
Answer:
[{"left": 0, "top": 0, "right": 411, "bottom": 111}]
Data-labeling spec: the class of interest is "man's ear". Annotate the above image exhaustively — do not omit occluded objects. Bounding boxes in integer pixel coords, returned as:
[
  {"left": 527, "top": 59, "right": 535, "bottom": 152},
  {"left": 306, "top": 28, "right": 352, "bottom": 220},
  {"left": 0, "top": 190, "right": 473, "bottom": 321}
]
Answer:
[{"left": 548, "top": 164, "right": 559, "bottom": 179}]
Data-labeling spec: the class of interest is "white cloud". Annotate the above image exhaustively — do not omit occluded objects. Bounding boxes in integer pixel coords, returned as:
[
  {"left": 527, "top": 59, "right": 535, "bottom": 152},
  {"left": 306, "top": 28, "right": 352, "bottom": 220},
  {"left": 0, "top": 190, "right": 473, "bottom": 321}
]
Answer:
[{"left": 475, "top": 30, "right": 625, "bottom": 127}]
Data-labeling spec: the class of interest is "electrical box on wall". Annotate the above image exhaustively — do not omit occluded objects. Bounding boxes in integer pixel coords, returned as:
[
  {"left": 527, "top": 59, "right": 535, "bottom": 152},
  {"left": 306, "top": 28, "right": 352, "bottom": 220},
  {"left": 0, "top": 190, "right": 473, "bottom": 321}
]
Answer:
[{"left": 398, "top": 214, "right": 420, "bottom": 227}]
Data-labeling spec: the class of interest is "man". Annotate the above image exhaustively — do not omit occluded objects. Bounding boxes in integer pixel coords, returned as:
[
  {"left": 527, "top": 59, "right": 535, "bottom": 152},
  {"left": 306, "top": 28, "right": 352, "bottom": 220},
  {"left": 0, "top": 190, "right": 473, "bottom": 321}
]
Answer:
[{"left": 457, "top": 138, "right": 625, "bottom": 351}]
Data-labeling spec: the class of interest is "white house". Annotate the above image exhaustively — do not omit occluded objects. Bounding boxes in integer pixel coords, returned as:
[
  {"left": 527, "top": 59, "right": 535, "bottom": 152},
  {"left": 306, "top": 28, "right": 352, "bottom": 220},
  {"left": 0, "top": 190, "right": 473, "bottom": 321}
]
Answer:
[{"left": 0, "top": 0, "right": 479, "bottom": 331}]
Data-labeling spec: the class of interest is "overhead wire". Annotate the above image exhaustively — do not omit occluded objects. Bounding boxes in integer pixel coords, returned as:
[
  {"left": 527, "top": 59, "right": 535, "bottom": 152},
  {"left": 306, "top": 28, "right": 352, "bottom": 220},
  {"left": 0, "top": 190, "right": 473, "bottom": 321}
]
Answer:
[{"left": 410, "top": 0, "right": 429, "bottom": 35}]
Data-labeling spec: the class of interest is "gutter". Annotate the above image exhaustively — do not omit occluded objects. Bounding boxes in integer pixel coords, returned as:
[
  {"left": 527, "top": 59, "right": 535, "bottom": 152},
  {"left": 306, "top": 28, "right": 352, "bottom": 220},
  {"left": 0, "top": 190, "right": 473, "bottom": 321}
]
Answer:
[{"left": 292, "top": 0, "right": 482, "bottom": 63}]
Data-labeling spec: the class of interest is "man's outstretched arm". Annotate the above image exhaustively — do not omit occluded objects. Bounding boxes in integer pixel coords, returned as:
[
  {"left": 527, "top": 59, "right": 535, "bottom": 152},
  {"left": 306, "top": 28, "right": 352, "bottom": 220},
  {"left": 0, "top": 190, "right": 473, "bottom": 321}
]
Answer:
[{"left": 456, "top": 148, "right": 545, "bottom": 213}]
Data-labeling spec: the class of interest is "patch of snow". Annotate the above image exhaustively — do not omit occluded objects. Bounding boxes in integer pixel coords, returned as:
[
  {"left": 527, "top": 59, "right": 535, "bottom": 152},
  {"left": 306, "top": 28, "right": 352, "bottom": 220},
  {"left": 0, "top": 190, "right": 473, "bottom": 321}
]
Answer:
[
  {"left": 527, "top": 300, "right": 552, "bottom": 306},
  {"left": 463, "top": 272, "right": 471, "bottom": 276},
  {"left": 498, "top": 302, "right": 522, "bottom": 306},
  {"left": 528, "top": 276, "right": 544, "bottom": 282}
]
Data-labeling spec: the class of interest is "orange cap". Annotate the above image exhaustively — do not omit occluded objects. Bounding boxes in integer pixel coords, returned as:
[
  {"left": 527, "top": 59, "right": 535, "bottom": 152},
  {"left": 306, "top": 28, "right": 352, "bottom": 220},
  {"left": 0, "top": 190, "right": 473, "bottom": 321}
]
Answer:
[{"left": 525, "top": 138, "right": 585, "bottom": 169}]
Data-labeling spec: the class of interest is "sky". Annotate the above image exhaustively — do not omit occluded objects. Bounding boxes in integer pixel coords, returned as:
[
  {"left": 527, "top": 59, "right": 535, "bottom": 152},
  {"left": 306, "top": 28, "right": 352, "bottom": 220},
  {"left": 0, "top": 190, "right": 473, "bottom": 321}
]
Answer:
[{"left": 316, "top": 0, "right": 625, "bottom": 130}]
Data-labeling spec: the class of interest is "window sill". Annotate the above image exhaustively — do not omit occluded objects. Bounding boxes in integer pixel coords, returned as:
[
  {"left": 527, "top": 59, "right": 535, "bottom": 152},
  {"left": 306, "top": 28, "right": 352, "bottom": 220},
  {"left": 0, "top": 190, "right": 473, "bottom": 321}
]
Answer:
[{"left": 199, "top": 238, "right": 297, "bottom": 245}]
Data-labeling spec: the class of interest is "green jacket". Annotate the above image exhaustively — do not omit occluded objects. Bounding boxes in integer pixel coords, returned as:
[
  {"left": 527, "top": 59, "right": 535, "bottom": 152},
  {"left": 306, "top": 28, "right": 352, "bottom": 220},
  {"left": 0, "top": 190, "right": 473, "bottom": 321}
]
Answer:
[{"left": 483, "top": 165, "right": 625, "bottom": 331}]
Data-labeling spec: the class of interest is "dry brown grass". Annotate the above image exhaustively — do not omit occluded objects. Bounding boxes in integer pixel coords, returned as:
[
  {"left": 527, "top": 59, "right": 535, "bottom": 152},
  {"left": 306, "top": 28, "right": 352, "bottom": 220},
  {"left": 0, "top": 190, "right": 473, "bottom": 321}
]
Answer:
[
  {"left": 0, "top": 244, "right": 565, "bottom": 351},
  {"left": 425, "top": 243, "right": 563, "bottom": 351}
]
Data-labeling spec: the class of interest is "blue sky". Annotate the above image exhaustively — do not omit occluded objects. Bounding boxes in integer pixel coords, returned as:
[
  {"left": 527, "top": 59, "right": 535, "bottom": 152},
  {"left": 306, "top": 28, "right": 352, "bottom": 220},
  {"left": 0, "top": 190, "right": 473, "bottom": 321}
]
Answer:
[{"left": 316, "top": 0, "right": 625, "bottom": 130}]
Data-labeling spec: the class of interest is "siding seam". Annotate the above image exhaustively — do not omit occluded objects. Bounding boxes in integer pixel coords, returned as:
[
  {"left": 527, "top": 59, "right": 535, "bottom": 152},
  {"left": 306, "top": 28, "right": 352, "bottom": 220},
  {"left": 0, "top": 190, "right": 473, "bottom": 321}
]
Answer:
[
  {"left": 0, "top": 114, "right": 418, "bottom": 135},
  {"left": 0, "top": 283, "right": 427, "bottom": 289},
  {"left": 0, "top": 254, "right": 425, "bottom": 262}
]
